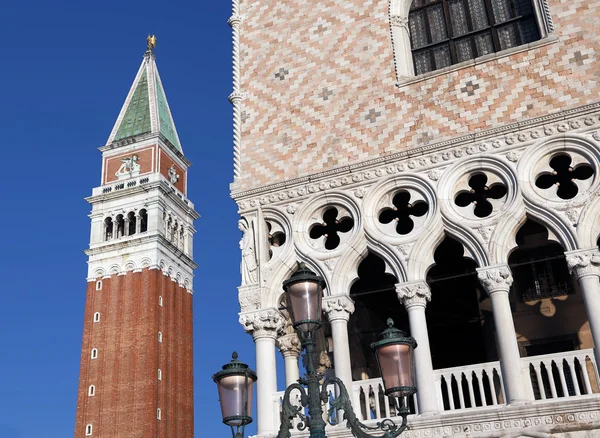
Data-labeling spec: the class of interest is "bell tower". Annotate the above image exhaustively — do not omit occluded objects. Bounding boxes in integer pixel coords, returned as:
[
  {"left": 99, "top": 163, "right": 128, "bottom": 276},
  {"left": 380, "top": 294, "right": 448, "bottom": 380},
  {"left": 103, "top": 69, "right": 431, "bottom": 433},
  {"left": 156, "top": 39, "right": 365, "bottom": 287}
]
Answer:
[{"left": 74, "top": 38, "right": 198, "bottom": 437}]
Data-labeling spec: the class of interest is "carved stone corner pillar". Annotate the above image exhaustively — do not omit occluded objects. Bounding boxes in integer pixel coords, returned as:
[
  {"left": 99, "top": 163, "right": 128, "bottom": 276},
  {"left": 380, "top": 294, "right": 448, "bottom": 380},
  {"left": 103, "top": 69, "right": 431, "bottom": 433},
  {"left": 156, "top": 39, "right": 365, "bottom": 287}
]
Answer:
[
  {"left": 395, "top": 281, "right": 438, "bottom": 415},
  {"left": 237, "top": 285, "right": 262, "bottom": 314},
  {"left": 476, "top": 265, "right": 528, "bottom": 404},
  {"left": 323, "top": 295, "right": 355, "bottom": 405},
  {"left": 239, "top": 308, "right": 284, "bottom": 434},
  {"left": 566, "top": 248, "right": 600, "bottom": 370}
]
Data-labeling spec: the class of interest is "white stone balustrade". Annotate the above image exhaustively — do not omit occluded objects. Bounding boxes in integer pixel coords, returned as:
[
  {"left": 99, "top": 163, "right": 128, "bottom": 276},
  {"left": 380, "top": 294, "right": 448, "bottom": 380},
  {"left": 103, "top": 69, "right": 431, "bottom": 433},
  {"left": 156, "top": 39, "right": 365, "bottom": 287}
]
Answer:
[{"left": 271, "top": 349, "right": 600, "bottom": 435}]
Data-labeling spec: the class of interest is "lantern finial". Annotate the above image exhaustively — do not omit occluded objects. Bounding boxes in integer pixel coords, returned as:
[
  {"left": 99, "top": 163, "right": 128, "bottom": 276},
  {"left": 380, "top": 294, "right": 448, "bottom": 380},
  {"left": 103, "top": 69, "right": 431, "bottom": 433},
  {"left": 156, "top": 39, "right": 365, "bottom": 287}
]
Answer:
[
  {"left": 387, "top": 318, "right": 394, "bottom": 328},
  {"left": 232, "top": 351, "right": 238, "bottom": 360}
]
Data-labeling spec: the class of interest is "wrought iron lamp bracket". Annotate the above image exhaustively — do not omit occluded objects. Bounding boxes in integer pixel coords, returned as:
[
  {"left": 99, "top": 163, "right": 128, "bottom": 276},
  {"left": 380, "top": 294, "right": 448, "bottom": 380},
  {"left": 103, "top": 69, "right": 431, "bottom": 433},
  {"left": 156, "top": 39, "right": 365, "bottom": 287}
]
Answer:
[{"left": 277, "top": 376, "right": 409, "bottom": 438}]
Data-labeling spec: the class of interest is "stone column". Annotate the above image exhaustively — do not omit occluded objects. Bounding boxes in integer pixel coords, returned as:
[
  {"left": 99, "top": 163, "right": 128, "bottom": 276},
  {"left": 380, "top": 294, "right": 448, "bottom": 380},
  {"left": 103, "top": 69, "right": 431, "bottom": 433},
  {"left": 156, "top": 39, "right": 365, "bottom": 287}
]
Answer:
[
  {"left": 477, "top": 265, "right": 527, "bottom": 404},
  {"left": 323, "top": 296, "right": 355, "bottom": 398},
  {"left": 396, "top": 281, "right": 439, "bottom": 415},
  {"left": 566, "top": 248, "right": 600, "bottom": 370},
  {"left": 124, "top": 217, "right": 130, "bottom": 236},
  {"left": 240, "top": 309, "right": 284, "bottom": 435},
  {"left": 277, "top": 326, "right": 302, "bottom": 387},
  {"left": 135, "top": 213, "right": 142, "bottom": 234}
]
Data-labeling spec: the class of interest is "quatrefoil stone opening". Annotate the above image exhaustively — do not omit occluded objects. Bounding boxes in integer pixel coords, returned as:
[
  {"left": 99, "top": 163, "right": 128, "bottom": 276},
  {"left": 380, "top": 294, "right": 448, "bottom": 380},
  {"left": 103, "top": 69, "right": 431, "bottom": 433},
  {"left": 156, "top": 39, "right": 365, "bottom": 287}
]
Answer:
[
  {"left": 309, "top": 207, "right": 354, "bottom": 250},
  {"left": 454, "top": 173, "right": 508, "bottom": 218},
  {"left": 379, "top": 191, "right": 429, "bottom": 235},
  {"left": 535, "top": 154, "right": 594, "bottom": 200}
]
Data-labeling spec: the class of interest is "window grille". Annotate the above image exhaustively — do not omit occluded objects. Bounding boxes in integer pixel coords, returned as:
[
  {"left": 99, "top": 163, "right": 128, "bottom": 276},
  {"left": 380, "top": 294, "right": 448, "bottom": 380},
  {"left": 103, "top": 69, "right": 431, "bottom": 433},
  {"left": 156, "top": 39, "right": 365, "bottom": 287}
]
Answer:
[{"left": 409, "top": 0, "right": 541, "bottom": 74}]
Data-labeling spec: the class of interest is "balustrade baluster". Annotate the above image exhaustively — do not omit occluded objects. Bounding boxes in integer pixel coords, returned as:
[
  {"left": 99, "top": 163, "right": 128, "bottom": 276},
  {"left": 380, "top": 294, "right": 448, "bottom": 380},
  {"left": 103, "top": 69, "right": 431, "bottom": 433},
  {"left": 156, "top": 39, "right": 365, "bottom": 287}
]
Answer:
[
  {"left": 445, "top": 377, "right": 455, "bottom": 410},
  {"left": 581, "top": 356, "right": 594, "bottom": 395},
  {"left": 567, "top": 359, "right": 581, "bottom": 396},
  {"left": 488, "top": 370, "right": 499, "bottom": 405},
  {"left": 533, "top": 364, "right": 546, "bottom": 400},
  {"left": 546, "top": 361, "right": 558, "bottom": 399},
  {"left": 557, "top": 360, "right": 569, "bottom": 398},
  {"left": 372, "top": 385, "right": 382, "bottom": 419},
  {"left": 476, "top": 371, "right": 487, "bottom": 406},
  {"left": 454, "top": 375, "right": 464, "bottom": 409},
  {"left": 466, "top": 373, "right": 476, "bottom": 407}
]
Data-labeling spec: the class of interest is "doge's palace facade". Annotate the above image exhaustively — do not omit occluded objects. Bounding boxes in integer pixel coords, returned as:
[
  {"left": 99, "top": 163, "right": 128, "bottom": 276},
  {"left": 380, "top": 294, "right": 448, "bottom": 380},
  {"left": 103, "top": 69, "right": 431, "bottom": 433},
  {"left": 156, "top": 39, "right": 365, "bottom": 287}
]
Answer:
[{"left": 229, "top": 0, "right": 600, "bottom": 436}]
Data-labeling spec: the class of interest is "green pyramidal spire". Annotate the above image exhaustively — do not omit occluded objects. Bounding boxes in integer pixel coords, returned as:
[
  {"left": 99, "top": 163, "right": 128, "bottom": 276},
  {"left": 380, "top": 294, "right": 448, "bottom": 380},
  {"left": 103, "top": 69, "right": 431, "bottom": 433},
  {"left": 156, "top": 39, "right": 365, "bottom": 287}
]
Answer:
[{"left": 107, "top": 49, "right": 182, "bottom": 152}]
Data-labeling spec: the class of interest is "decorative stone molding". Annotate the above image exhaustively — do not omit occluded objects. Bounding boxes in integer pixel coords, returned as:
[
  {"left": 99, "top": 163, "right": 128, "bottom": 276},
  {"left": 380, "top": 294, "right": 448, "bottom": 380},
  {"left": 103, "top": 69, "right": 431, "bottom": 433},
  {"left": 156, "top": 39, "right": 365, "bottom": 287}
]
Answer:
[
  {"left": 566, "top": 248, "right": 600, "bottom": 280},
  {"left": 276, "top": 333, "right": 302, "bottom": 358},
  {"left": 477, "top": 265, "right": 513, "bottom": 294},
  {"left": 238, "top": 285, "right": 261, "bottom": 313},
  {"left": 239, "top": 308, "right": 284, "bottom": 340},
  {"left": 396, "top": 281, "right": 431, "bottom": 309},
  {"left": 87, "top": 252, "right": 194, "bottom": 293},
  {"left": 323, "top": 295, "right": 355, "bottom": 322},
  {"left": 232, "top": 105, "right": 600, "bottom": 204}
]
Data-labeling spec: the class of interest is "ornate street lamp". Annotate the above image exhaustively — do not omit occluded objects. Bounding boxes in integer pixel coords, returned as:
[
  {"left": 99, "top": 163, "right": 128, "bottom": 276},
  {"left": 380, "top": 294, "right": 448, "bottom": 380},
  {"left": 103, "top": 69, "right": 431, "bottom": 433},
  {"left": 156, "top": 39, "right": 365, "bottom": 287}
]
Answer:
[
  {"left": 215, "top": 264, "right": 417, "bottom": 438},
  {"left": 213, "top": 352, "right": 257, "bottom": 438},
  {"left": 277, "top": 264, "right": 417, "bottom": 438}
]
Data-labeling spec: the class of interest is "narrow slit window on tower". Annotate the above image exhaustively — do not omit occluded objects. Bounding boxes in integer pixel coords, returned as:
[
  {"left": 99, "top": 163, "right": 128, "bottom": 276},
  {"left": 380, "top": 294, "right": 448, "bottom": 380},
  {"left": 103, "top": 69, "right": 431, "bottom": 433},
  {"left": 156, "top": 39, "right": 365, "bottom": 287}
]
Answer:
[
  {"left": 93, "top": 312, "right": 100, "bottom": 323},
  {"left": 158, "top": 332, "right": 163, "bottom": 343},
  {"left": 95, "top": 280, "right": 102, "bottom": 291},
  {"left": 91, "top": 348, "right": 98, "bottom": 359},
  {"left": 408, "top": 0, "right": 542, "bottom": 75},
  {"left": 86, "top": 424, "right": 93, "bottom": 436},
  {"left": 88, "top": 385, "right": 95, "bottom": 396},
  {"left": 158, "top": 369, "right": 162, "bottom": 380},
  {"left": 159, "top": 296, "right": 163, "bottom": 307},
  {"left": 157, "top": 408, "right": 162, "bottom": 420}
]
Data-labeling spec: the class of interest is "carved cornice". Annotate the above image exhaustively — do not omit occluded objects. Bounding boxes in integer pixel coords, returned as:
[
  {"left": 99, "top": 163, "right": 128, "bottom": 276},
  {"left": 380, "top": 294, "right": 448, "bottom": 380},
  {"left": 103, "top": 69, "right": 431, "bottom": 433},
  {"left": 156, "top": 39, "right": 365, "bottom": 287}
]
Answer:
[
  {"left": 396, "top": 281, "right": 431, "bottom": 309},
  {"left": 477, "top": 265, "right": 513, "bottom": 294},
  {"left": 239, "top": 308, "right": 284, "bottom": 340},
  {"left": 323, "top": 295, "right": 355, "bottom": 322},
  {"left": 232, "top": 104, "right": 600, "bottom": 203},
  {"left": 566, "top": 248, "right": 600, "bottom": 280}
]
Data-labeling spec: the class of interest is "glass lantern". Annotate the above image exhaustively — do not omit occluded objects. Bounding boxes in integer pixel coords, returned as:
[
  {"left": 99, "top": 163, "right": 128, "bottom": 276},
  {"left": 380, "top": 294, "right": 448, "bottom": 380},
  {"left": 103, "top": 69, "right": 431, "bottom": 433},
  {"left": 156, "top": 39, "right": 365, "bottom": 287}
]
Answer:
[
  {"left": 213, "top": 352, "right": 257, "bottom": 429},
  {"left": 371, "top": 318, "right": 417, "bottom": 398},
  {"left": 282, "top": 264, "right": 326, "bottom": 334}
]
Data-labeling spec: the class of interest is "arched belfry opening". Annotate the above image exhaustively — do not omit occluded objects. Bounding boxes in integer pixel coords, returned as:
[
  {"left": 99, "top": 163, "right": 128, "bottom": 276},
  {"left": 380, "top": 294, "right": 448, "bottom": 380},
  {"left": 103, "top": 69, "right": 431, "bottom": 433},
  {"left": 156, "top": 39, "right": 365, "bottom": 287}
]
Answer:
[
  {"left": 348, "top": 252, "right": 409, "bottom": 381},
  {"left": 508, "top": 219, "right": 585, "bottom": 355},
  {"left": 426, "top": 236, "right": 496, "bottom": 369}
]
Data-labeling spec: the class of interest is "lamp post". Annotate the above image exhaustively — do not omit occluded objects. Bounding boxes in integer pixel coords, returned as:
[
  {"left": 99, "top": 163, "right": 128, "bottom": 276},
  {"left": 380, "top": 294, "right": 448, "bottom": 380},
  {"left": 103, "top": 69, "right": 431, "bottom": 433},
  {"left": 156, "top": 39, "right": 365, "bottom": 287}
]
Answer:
[
  {"left": 215, "top": 264, "right": 417, "bottom": 438},
  {"left": 213, "top": 352, "right": 258, "bottom": 438}
]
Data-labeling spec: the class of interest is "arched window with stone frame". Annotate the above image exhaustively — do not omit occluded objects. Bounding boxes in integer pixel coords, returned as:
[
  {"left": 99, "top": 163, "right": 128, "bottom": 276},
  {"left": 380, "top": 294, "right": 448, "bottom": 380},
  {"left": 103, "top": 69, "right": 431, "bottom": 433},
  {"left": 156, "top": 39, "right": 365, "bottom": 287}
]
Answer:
[
  {"left": 139, "top": 209, "right": 148, "bottom": 233},
  {"left": 390, "top": 0, "right": 554, "bottom": 78},
  {"left": 115, "top": 214, "right": 125, "bottom": 238},
  {"left": 103, "top": 217, "right": 113, "bottom": 241},
  {"left": 127, "top": 211, "right": 136, "bottom": 236}
]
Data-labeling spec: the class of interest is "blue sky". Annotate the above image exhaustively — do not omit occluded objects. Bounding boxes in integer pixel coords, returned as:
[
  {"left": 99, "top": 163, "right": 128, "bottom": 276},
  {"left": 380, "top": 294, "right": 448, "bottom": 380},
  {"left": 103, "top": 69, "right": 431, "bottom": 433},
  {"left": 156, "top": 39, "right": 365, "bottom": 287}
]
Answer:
[{"left": 0, "top": 1, "right": 271, "bottom": 436}]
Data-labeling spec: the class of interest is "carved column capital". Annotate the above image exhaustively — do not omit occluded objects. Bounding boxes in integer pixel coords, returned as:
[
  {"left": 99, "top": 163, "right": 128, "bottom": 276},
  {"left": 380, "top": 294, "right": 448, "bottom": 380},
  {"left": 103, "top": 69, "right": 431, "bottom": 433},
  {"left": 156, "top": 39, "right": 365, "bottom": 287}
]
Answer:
[
  {"left": 477, "top": 265, "right": 513, "bottom": 294},
  {"left": 239, "top": 308, "right": 284, "bottom": 341},
  {"left": 323, "top": 295, "right": 355, "bottom": 322},
  {"left": 566, "top": 248, "right": 600, "bottom": 280},
  {"left": 277, "top": 333, "right": 302, "bottom": 358},
  {"left": 396, "top": 280, "right": 431, "bottom": 309}
]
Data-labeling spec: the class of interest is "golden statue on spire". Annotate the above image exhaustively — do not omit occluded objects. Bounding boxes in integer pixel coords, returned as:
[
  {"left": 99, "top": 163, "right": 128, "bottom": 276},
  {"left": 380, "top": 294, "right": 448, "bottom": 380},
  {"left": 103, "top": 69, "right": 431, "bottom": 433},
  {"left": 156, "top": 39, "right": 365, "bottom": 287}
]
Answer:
[{"left": 147, "top": 34, "right": 157, "bottom": 51}]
